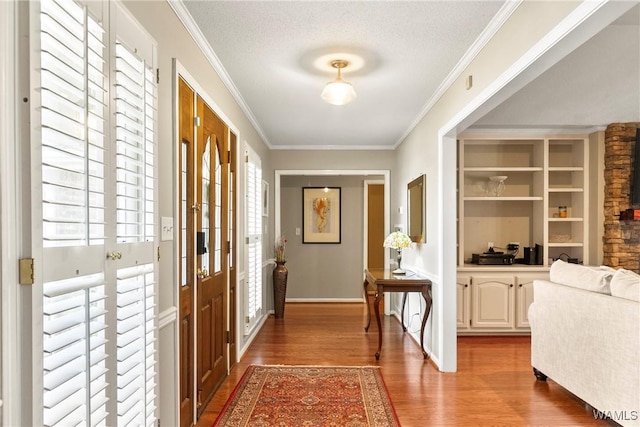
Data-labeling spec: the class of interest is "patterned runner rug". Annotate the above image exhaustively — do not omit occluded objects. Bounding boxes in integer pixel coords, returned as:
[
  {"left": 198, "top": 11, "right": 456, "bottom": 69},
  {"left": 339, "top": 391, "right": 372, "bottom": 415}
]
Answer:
[{"left": 213, "top": 365, "right": 400, "bottom": 426}]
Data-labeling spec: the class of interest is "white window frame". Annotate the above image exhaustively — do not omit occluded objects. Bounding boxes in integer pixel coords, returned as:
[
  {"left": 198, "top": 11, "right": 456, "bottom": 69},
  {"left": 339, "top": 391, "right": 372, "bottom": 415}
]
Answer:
[{"left": 244, "top": 143, "right": 263, "bottom": 335}]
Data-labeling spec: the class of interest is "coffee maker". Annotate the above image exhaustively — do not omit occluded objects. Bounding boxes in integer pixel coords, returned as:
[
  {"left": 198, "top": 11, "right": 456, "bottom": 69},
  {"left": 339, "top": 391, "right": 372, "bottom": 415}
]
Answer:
[{"left": 523, "top": 244, "right": 543, "bottom": 265}]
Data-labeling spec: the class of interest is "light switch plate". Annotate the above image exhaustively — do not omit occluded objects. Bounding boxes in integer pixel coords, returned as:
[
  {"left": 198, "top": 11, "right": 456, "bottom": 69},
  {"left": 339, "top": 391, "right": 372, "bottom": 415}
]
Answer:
[{"left": 161, "top": 217, "right": 174, "bottom": 241}]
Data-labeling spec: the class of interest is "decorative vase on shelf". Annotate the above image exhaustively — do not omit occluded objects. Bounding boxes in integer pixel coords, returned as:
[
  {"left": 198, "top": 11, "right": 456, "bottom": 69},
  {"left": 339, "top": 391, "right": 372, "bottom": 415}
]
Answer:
[
  {"left": 488, "top": 175, "right": 507, "bottom": 196},
  {"left": 273, "top": 261, "right": 288, "bottom": 318}
]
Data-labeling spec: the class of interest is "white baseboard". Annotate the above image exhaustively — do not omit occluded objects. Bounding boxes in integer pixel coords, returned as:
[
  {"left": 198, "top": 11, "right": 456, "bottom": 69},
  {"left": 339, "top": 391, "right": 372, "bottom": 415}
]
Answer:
[
  {"left": 239, "top": 313, "right": 269, "bottom": 359},
  {"left": 391, "top": 310, "right": 438, "bottom": 369},
  {"left": 285, "top": 298, "right": 365, "bottom": 303}
]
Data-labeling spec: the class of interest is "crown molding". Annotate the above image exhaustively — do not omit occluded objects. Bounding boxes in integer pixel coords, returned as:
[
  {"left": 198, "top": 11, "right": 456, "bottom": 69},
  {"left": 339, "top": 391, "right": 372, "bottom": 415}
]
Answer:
[
  {"left": 269, "top": 144, "right": 395, "bottom": 151},
  {"left": 167, "top": 0, "right": 274, "bottom": 149},
  {"left": 393, "top": 0, "right": 524, "bottom": 149},
  {"left": 463, "top": 125, "right": 608, "bottom": 136}
]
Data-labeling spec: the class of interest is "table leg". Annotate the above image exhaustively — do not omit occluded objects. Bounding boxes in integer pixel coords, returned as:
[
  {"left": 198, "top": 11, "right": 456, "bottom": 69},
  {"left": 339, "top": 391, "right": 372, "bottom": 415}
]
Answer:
[
  {"left": 420, "top": 285, "right": 433, "bottom": 360},
  {"left": 363, "top": 279, "right": 371, "bottom": 332},
  {"left": 401, "top": 292, "right": 408, "bottom": 332},
  {"left": 374, "top": 285, "right": 383, "bottom": 360}
]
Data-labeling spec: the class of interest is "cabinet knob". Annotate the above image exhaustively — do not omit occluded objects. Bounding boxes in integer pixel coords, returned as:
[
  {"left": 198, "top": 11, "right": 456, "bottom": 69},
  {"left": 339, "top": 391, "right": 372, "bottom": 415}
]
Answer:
[
  {"left": 519, "top": 284, "right": 523, "bottom": 287},
  {"left": 510, "top": 284, "right": 514, "bottom": 288},
  {"left": 465, "top": 284, "right": 468, "bottom": 288}
]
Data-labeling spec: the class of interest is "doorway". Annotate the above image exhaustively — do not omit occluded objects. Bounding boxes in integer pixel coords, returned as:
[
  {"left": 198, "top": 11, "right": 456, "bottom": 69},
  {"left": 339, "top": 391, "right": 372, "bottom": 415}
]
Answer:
[
  {"left": 365, "top": 180, "right": 385, "bottom": 312},
  {"left": 178, "top": 76, "right": 237, "bottom": 427}
]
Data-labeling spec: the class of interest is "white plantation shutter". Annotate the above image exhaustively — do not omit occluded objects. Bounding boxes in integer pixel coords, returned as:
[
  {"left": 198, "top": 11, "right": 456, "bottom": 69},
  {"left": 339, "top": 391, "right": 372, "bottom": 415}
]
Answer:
[
  {"left": 42, "top": 273, "right": 108, "bottom": 427},
  {"left": 35, "top": 0, "right": 157, "bottom": 426},
  {"left": 40, "top": 0, "right": 106, "bottom": 248},
  {"left": 113, "top": 22, "right": 157, "bottom": 427},
  {"left": 115, "top": 41, "right": 155, "bottom": 244},
  {"left": 116, "top": 264, "right": 156, "bottom": 426},
  {"left": 39, "top": 1, "right": 109, "bottom": 425},
  {"left": 245, "top": 145, "right": 262, "bottom": 334}
]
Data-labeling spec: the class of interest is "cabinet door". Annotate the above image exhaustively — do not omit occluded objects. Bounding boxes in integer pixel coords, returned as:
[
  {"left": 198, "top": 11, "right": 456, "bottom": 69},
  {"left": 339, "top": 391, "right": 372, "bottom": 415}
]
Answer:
[
  {"left": 471, "top": 275, "right": 514, "bottom": 329},
  {"left": 456, "top": 276, "right": 470, "bottom": 330},
  {"left": 515, "top": 274, "right": 546, "bottom": 329}
]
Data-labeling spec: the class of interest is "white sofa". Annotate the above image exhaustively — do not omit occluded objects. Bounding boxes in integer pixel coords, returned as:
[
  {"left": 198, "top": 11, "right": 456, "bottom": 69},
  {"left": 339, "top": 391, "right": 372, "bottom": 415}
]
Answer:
[{"left": 529, "top": 261, "right": 640, "bottom": 427}]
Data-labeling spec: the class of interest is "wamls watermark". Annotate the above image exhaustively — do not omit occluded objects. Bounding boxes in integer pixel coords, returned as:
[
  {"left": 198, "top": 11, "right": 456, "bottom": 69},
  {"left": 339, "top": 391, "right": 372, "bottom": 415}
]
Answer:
[{"left": 593, "top": 409, "right": 639, "bottom": 422}]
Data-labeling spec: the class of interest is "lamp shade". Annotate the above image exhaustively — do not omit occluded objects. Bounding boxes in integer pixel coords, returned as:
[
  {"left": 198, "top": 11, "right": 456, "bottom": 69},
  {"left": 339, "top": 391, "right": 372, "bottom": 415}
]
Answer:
[
  {"left": 321, "top": 59, "right": 357, "bottom": 106},
  {"left": 321, "top": 80, "right": 357, "bottom": 106},
  {"left": 383, "top": 231, "right": 412, "bottom": 249}
]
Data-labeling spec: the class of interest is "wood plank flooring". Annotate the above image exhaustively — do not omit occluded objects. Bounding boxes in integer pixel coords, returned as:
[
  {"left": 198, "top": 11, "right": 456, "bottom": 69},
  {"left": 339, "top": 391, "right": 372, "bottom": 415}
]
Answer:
[{"left": 196, "top": 303, "right": 611, "bottom": 426}]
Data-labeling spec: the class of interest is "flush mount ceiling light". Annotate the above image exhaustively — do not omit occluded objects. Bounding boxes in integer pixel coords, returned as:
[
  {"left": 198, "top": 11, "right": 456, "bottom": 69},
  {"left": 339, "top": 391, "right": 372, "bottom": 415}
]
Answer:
[{"left": 320, "top": 59, "right": 357, "bottom": 106}]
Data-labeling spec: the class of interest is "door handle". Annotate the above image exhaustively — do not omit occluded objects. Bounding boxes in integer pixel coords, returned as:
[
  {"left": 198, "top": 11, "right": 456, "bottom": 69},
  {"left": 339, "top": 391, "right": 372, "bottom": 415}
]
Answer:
[
  {"left": 107, "top": 251, "right": 122, "bottom": 260},
  {"left": 197, "top": 267, "right": 209, "bottom": 279}
]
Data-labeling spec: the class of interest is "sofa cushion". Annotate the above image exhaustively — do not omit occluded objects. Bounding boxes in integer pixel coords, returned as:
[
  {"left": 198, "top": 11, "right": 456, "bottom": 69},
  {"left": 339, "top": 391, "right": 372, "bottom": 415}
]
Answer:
[
  {"left": 610, "top": 268, "right": 640, "bottom": 302},
  {"left": 549, "top": 260, "right": 614, "bottom": 294}
]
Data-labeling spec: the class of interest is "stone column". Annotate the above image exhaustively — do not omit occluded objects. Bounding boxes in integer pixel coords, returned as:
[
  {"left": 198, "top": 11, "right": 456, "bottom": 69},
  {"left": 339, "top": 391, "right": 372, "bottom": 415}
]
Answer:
[{"left": 603, "top": 123, "right": 640, "bottom": 272}]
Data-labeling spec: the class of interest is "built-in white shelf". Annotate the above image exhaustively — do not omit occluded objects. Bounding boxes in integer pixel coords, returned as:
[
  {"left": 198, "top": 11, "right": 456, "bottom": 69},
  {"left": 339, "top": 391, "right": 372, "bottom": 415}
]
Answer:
[
  {"left": 463, "top": 167, "right": 544, "bottom": 172},
  {"left": 458, "top": 133, "right": 589, "bottom": 269},
  {"left": 548, "top": 188, "right": 583, "bottom": 193},
  {"left": 548, "top": 167, "right": 584, "bottom": 172},
  {"left": 464, "top": 196, "right": 543, "bottom": 201}
]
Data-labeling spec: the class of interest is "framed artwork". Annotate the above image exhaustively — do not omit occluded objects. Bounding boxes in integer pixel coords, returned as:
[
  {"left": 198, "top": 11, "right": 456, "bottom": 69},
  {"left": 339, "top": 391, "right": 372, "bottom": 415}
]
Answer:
[
  {"left": 262, "top": 180, "right": 269, "bottom": 217},
  {"left": 302, "top": 187, "right": 341, "bottom": 243}
]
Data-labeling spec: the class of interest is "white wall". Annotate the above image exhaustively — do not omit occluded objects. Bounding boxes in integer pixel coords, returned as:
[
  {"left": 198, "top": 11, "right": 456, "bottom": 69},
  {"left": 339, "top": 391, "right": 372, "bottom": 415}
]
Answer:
[
  {"left": 392, "top": 1, "right": 634, "bottom": 371},
  {"left": 280, "top": 175, "right": 384, "bottom": 301}
]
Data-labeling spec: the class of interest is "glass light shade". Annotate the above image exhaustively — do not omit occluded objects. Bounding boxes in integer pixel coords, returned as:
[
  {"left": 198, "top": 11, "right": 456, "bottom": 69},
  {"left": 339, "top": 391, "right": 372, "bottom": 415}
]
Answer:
[
  {"left": 383, "top": 231, "right": 412, "bottom": 249},
  {"left": 321, "top": 80, "right": 357, "bottom": 106}
]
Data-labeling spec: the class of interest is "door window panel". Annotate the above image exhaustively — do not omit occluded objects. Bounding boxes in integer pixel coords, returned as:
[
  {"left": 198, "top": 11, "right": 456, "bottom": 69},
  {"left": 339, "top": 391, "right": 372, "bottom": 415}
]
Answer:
[
  {"left": 201, "top": 139, "right": 211, "bottom": 274},
  {"left": 214, "top": 145, "right": 222, "bottom": 272}
]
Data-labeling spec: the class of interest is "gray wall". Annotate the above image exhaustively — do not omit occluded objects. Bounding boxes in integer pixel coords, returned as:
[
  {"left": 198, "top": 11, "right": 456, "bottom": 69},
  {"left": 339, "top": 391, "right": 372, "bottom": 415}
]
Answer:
[{"left": 280, "top": 175, "right": 379, "bottom": 300}]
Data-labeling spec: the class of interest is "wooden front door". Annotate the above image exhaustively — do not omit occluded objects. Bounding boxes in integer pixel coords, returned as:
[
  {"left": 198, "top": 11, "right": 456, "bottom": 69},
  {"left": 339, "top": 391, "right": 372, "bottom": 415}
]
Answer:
[
  {"left": 179, "top": 79, "right": 234, "bottom": 426},
  {"left": 196, "top": 97, "right": 228, "bottom": 415},
  {"left": 178, "top": 78, "right": 195, "bottom": 427}
]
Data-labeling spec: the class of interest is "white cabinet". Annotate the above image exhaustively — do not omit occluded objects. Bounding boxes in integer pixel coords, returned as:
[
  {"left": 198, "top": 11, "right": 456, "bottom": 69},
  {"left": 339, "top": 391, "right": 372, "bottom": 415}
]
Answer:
[
  {"left": 456, "top": 276, "right": 470, "bottom": 331},
  {"left": 457, "top": 271, "right": 548, "bottom": 334},
  {"left": 515, "top": 274, "right": 537, "bottom": 329},
  {"left": 470, "top": 275, "right": 514, "bottom": 329}
]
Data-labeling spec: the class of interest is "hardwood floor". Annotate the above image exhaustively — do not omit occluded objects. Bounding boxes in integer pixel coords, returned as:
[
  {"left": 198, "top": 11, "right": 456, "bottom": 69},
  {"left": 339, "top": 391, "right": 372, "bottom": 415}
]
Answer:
[{"left": 196, "top": 303, "right": 610, "bottom": 426}]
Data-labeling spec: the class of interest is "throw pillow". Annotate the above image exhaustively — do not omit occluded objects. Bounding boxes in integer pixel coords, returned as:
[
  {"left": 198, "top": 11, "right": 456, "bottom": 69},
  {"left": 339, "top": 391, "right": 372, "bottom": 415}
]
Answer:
[
  {"left": 549, "top": 260, "right": 614, "bottom": 294},
  {"left": 610, "top": 268, "right": 640, "bottom": 302}
]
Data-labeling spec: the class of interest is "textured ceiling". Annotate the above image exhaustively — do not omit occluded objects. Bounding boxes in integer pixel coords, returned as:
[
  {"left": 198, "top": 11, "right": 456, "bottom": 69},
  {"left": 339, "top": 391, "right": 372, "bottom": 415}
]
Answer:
[
  {"left": 181, "top": 1, "right": 506, "bottom": 149},
  {"left": 179, "top": 2, "right": 639, "bottom": 149},
  {"left": 474, "top": 5, "right": 640, "bottom": 130}
]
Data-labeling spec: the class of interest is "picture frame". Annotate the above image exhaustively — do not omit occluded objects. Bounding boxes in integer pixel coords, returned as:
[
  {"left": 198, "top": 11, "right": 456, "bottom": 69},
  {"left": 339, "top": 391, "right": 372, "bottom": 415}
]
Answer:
[
  {"left": 262, "top": 180, "right": 269, "bottom": 217},
  {"left": 302, "top": 187, "right": 341, "bottom": 244}
]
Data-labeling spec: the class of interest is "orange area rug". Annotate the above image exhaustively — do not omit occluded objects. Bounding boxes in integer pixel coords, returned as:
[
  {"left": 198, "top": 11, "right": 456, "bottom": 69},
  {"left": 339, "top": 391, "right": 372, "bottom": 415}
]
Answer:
[{"left": 213, "top": 365, "right": 400, "bottom": 426}]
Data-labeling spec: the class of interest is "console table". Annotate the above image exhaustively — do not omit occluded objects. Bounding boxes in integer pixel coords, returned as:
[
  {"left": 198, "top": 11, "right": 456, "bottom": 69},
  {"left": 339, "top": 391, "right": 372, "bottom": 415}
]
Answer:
[{"left": 363, "top": 268, "right": 432, "bottom": 360}]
